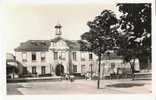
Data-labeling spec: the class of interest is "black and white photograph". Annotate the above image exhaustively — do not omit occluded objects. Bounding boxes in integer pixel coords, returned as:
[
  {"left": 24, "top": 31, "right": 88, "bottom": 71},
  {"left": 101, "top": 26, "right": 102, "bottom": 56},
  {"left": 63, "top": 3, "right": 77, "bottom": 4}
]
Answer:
[{"left": 0, "top": 0, "right": 155, "bottom": 98}]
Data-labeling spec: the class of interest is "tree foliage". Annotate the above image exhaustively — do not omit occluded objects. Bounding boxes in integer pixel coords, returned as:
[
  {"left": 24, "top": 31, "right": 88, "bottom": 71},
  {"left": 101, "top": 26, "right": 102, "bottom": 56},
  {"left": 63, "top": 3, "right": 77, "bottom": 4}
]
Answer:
[
  {"left": 81, "top": 10, "right": 118, "bottom": 88},
  {"left": 81, "top": 10, "right": 118, "bottom": 55},
  {"left": 116, "top": 3, "right": 151, "bottom": 69}
]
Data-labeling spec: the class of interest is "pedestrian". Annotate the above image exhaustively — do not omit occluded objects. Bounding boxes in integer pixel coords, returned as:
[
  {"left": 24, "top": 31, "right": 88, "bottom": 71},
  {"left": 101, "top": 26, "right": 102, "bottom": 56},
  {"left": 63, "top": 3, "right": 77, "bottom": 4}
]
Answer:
[
  {"left": 65, "top": 74, "right": 69, "bottom": 80},
  {"left": 85, "top": 72, "right": 89, "bottom": 80},
  {"left": 84, "top": 73, "right": 87, "bottom": 80},
  {"left": 69, "top": 75, "right": 74, "bottom": 82}
]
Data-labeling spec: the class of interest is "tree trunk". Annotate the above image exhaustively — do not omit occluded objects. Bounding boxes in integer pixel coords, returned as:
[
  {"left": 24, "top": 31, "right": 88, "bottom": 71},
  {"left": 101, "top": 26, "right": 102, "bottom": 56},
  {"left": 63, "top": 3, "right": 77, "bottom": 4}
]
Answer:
[
  {"left": 97, "top": 51, "right": 101, "bottom": 89},
  {"left": 13, "top": 67, "right": 15, "bottom": 79},
  {"left": 91, "top": 63, "right": 93, "bottom": 80},
  {"left": 129, "top": 59, "right": 135, "bottom": 80}
]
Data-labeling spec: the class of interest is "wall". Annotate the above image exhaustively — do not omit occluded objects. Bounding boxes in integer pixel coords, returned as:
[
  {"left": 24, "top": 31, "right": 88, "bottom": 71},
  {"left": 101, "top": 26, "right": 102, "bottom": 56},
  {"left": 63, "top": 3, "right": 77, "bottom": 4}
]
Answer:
[
  {"left": 93, "top": 59, "right": 140, "bottom": 78},
  {"left": 14, "top": 39, "right": 100, "bottom": 76},
  {"left": 15, "top": 51, "right": 51, "bottom": 75}
]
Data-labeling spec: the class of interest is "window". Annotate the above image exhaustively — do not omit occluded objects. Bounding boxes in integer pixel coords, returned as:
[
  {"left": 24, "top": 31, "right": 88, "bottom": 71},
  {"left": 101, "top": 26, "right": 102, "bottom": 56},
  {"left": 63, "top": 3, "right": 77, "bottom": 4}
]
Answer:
[
  {"left": 53, "top": 42, "right": 56, "bottom": 46},
  {"left": 22, "top": 52, "right": 27, "bottom": 62},
  {"left": 54, "top": 52, "right": 58, "bottom": 60},
  {"left": 60, "top": 52, "right": 66, "bottom": 60},
  {"left": 41, "top": 52, "right": 46, "bottom": 61},
  {"left": 73, "top": 65, "right": 77, "bottom": 73},
  {"left": 23, "top": 67, "right": 28, "bottom": 74},
  {"left": 81, "top": 65, "right": 85, "bottom": 73},
  {"left": 90, "top": 63, "right": 93, "bottom": 70},
  {"left": 72, "top": 52, "right": 76, "bottom": 61},
  {"left": 111, "top": 63, "right": 115, "bottom": 69},
  {"left": 89, "top": 53, "right": 93, "bottom": 60},
  {"left": 62, "top": 52, "right": 66, "bottom": 60},
  {"left": 81, "top": 53, "right": 85, "bottom": 61},
  {"left": 32, "top": 52, "right": 36, "bottom": 61},
  {"left": 32, "top": 66, "right": 36, "bottom": 74},
  {"left": 41, "top": 66, "right": 46, "bottom": 75}
]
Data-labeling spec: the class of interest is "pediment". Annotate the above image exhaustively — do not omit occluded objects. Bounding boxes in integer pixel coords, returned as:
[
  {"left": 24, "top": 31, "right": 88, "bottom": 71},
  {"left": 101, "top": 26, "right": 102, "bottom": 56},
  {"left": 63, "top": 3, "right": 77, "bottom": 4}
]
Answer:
[{"left": 49, "top": 39, "right": 69, "bottom": 50}]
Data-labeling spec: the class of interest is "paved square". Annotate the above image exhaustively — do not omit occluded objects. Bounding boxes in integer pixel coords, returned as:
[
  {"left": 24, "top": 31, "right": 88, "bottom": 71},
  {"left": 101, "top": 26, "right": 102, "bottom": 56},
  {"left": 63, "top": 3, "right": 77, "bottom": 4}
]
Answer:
[{"left": 7, "top": 79, "right": 151, "bottom": 95}]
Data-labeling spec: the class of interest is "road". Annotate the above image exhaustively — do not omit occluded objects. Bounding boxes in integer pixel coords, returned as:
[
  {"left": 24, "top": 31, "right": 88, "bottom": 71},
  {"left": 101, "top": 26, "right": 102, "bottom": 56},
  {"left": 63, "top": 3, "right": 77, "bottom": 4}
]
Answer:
[{"left": 7, "top": 79, "right": 151, "bottom": 95}]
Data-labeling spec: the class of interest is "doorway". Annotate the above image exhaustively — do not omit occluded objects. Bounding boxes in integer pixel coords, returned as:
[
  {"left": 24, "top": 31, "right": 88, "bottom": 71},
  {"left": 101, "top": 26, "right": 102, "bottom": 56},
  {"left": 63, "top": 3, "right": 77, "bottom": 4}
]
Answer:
[{"left": 55, "top": 64, "right": 64, "bottom": 76}]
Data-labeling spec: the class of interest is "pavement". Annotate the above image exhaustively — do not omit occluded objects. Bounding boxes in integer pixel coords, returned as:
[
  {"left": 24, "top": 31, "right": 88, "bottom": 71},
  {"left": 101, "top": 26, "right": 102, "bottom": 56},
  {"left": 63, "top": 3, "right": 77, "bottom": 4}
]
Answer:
[{"left": 7, "top": 79, "right": 151, "bottom": 95}]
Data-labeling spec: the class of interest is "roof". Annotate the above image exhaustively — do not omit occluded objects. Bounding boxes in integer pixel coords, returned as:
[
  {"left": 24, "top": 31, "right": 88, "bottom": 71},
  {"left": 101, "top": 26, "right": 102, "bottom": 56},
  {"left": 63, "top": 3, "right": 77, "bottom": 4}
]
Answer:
[
  {"left": 50, "top": 37, "right": 81, "bottom": 50},
  {"left": 6, "top": 53, "right": 15, "bottom": 60},
  {"left": 101, "top": 50, "right": 123, "bottom": 60},
  {"left": 6, "top": 53, "right": 18, "bottom": 67},
  {"left": 15, "top": 37, "right": 89, "bottom": 52},
  {"left": 15, "top": 40, "right": 51, "bottom": 51}
]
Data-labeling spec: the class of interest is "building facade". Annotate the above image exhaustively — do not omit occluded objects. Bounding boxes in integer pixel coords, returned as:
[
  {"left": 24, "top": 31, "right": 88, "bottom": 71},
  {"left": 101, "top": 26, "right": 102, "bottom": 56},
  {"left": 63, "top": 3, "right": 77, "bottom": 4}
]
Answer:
[
  {"left": 100, "top": 57, "right": 140, "bottom": 78},
  {"left": 6, "top": 53, "right": 20, "bottom": 78},
  {"left": 14, "top": 24, "right": 98, "bottom": 77},
  {"left": 14, "top": 24, "right": 140, "bottom": 78}
]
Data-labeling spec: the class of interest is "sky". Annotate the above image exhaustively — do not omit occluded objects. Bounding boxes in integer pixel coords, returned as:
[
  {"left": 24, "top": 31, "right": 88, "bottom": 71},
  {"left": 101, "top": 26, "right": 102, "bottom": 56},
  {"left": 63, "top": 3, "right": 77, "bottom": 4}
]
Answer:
[{"left": 0, "top": 2, "right": 120, "bottom": 54}]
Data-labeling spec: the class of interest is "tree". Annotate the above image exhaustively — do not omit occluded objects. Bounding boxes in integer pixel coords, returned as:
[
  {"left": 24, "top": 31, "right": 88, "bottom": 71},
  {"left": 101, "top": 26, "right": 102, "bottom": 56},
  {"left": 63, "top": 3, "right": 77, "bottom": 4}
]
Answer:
[
  {"left": 116, "top": 3, "right": 151, "bottom": 72},
  {"left": 81, "top": 10, "right": 118, "bottom": 89}
]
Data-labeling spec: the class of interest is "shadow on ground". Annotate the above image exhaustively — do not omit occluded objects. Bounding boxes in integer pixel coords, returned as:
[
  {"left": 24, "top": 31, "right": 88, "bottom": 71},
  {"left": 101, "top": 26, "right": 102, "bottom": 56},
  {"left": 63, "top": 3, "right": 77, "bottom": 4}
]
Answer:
[
  {"left": 7, "top": 84, "right": 24, "bottom": 95},
  {"left": 106, "top": 83, "right": 145, "bottom": 88}
]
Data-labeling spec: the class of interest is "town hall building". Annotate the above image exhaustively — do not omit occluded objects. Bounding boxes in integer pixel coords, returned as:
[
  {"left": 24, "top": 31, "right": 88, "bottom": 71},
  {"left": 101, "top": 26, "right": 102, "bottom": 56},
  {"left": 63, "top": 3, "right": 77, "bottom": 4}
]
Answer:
[
  {"left": 14, "top": 24, "right": 140, "bottom": 78},
  {"left": 14, "top": 24, "right": 98, "bottom": 77}
]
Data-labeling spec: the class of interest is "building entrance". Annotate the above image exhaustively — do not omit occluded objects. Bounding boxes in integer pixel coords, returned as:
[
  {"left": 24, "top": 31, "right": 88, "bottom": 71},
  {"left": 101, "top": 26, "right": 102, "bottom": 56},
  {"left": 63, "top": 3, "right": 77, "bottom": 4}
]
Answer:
[{"left": 55, "top": 64, "right": 64, "bottom": 76}]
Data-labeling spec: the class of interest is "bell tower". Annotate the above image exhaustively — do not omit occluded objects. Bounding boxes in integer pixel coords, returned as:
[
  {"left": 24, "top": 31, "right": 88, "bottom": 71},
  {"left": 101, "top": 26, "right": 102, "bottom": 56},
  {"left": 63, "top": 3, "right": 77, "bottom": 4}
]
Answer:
[{"left": 55, "top": 23, "right": 62, "bottom": 37}]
